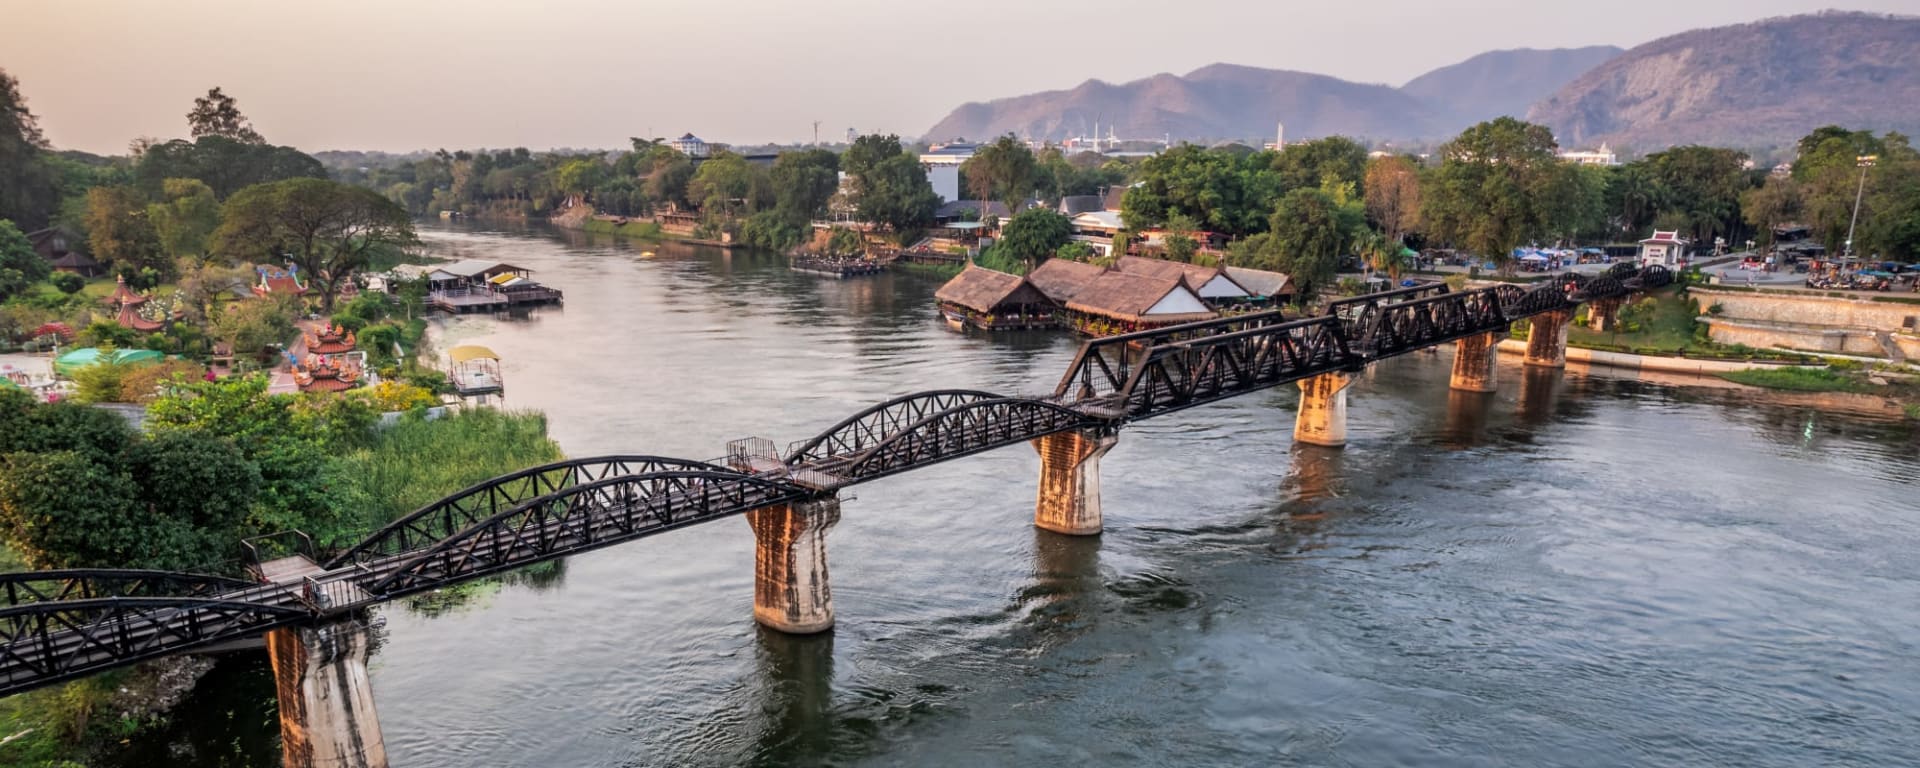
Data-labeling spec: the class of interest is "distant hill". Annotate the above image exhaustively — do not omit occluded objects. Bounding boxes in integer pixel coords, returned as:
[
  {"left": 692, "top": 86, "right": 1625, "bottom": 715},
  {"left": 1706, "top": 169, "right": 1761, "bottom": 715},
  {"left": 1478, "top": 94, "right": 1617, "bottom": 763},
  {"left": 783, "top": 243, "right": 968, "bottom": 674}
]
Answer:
[
  {"left": 1402, "top": 46, "right": 1623, "bottom": 133},
  {"left": 1528, "top": 12, "right": 1920, "bottom": 150},
  {"left": 921, "top": 63, "right": 1450, "bottom": 145}
]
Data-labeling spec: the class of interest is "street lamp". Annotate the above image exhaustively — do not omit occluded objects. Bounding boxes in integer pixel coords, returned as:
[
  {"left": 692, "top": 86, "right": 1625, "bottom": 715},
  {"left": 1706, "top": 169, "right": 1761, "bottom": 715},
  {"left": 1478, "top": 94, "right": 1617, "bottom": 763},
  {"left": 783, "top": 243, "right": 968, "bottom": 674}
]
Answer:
[{"left": 1843, "top": 155, "right": 1877, "bottom": 261}]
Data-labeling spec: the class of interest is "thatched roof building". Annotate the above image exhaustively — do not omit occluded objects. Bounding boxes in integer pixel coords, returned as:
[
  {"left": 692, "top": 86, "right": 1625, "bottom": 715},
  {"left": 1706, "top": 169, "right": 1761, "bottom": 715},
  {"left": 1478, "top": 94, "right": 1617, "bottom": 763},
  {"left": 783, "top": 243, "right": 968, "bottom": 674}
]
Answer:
[
  {"left": 1028, "top": 258, "right": 1107, "bottom": 304},
  {"left": 1113, "top": 256, "right": 1250, "bottom": 303},
  {"left": 1222, "top": 266, "right": 1294, "bottom": 300},
  {"left": 934, "top": 267, "right": 1054, "bottom": 330}
]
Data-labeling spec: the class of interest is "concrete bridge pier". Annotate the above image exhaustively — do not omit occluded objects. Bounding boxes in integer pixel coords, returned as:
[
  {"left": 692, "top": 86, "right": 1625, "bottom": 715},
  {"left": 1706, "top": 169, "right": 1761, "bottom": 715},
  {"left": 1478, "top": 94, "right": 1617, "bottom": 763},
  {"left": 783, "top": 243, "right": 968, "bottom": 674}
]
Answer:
[
  {"left": 747, "top": 495, "right": 841, "bottom": 634},
  {"left": 267, "top": 618, "right": 387, "bottom": 768},
  {"left": 1032, "top": 429, "right": 1118, "bottom": 535},
  {"left": 1586, "top": 298, "right": 1623, "bottom": 331},
  {"left": 1524, "top": 309, "right": 1574, "bottom": 368},
  {"left": 1450, "top": 332, "right": 1502, "bottom": 392},
  {"left": 1294, "top": 372, "right": 1356, "bottom": 448}
]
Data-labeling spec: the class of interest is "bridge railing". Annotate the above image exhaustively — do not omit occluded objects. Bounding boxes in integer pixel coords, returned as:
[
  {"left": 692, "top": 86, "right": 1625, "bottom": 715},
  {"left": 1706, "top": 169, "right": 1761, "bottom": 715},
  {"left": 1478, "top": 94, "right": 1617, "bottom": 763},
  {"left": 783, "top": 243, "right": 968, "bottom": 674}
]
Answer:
[
  {"left": 839, "top": 398, "right": 1094, "bottom": 482},
  {"left": 1352, "top": 287, "right": 1509, "bottom": 358}
]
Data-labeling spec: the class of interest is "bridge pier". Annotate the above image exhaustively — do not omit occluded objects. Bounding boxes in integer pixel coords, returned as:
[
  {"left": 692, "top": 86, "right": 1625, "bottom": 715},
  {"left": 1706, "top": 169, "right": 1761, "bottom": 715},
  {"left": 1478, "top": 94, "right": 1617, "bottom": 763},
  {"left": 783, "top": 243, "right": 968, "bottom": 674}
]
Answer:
[
  {"left": 1293, "top": 372, "right": 1355, "bottom": 448},
  {"left": 267, "top": 618, "right": 387, "bottom": 768},
  {"left": 1449, "top": 331, "right": 1501, "bottom": 392},
  {"left": 1586, "top": 298, "right": 1623, "bottom": 331},
  {"left": 1032, "top": 429, "right": 1118, "bottom": 535},
  {"left": 747, "top": 495, "right": 841, "bottom": 634},
  {"left": 1524, "top": 309, "right": 1573, "bottom": 368}
]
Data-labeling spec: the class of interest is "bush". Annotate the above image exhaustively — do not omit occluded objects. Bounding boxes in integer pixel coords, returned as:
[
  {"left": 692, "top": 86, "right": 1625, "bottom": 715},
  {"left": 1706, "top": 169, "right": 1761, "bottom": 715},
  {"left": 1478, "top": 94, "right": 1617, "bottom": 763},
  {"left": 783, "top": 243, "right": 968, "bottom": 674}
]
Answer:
[
  {"left": 49, "top": 273, "right": 84, "bottom": 294},
  {"left": 117, "top": 360, "right": 207, "bottom": 403},
  {"left": 355, "top": 381, "right": 439, "bottom": 412},
  {"left": 70, "top": 360, "right": 134, "bottom": 403}
]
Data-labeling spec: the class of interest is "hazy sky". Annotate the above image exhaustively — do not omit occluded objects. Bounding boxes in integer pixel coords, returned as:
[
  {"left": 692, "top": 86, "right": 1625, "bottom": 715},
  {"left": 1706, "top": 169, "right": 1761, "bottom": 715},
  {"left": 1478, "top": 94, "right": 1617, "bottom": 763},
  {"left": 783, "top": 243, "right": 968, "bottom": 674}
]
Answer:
[{"left": 3, "top": 1, "right": 1911, "bottom": 154}]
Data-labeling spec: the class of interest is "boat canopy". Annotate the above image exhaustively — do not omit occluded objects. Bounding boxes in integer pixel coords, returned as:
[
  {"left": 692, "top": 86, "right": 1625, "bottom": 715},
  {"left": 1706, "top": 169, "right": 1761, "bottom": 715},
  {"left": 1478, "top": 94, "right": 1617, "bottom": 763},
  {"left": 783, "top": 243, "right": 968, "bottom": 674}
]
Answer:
[{"left": 448, "top": 345, "right": 500, "bottom": 364}]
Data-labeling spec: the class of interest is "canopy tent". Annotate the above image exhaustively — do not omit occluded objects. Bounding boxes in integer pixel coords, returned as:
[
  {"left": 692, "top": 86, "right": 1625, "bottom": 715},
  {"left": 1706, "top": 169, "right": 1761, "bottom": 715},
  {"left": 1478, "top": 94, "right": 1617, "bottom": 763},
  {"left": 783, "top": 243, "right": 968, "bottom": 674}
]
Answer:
[
  {"left": 447, "top": 345, "right": 500, "bottom": 364},
  {"left": 53, "top": 347, "right": 163, "bottom": 377},
  {"left": 1519, "top": 253, "right": 1550, "bottom": 262}
]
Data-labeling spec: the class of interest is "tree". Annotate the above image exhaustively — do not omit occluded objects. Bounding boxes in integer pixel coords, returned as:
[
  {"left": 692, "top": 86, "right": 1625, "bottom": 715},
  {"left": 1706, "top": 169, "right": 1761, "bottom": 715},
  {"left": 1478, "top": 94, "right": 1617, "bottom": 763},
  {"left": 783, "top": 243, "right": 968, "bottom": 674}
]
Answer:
[
  {"left": 134, "top": 136, "right": 325, "bottom": 200},
  {"left": 998, "top": 208, "right": 1072, "bottom": 268},
  {"left": 1121, "top": 145, "right": 1262, "bottom": 236},
  {"left": 963, "top": 135, "right": 1038, "bottom": 211},
  {"left": 126, "top": 430, "right": 258, "bottom": 555},
  {"left": 209, "top": 294, "right": 298, "bottom": 359},
  {"left": 1640, "top": 146, "right": 1751, "bottom": 245},
  {"left": 148, "top": 178, "right": 221, "bottom": 262},
  {"left": 1421, "top": 117, "right": 1563, "bottom": 271},
  {"left": 0, "top": 69, "right": 59, "bottom": 230},
  {"left": 855, "top": 154, "right": 939, "bottom": 234},
  {"left": 552, "top": 158, "right": 607, "bottom": 206},
  {"left": 1362, "top": 155, "right": 1423, "bottom": 244},
  {"left": 1258, "top": 186, "right": 1365, "bottom": 302},
  {"left": 212, "top": 178, "right": 417, "bottom": 310},
  {"left": 769, "top": 149, "right": 840, "bottom": 222},
  {"left": 0, "top": 219, "right": 50, "bottom": 303},
  {"left": 842, "top": 134, "right": 906, "bottom": 181},
  {"left": 826, "top": 226, "right": 864, "bottom": 256},
  {"left": 1741, "top": 175, "right": 1803, "bottom": 250},
  {"left": 0, "top": 451, "right": 144, "bottom": 569},
  {"left": 687, "top": 151, "right": 768, "bottom": 217},
  {"left": 83, "top": 186, "right": 169, "bottom": 278},
  {"left": 187, "top": 87, "right": 264, "bottom": 144},
  {"left": 1273, "top": 137, "right": 1368, "bottom": 193}
]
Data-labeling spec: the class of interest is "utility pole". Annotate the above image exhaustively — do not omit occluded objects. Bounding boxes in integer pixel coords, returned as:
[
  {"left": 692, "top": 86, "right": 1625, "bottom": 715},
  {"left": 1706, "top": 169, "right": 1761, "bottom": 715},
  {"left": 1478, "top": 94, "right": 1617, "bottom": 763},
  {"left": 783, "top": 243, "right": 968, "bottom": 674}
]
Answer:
[
  {"left": 1844, "top": 155, "right": 1877, "bottom": 260},
  {"left": 813, "top": 121, "right": 821, "bottom": 147}
]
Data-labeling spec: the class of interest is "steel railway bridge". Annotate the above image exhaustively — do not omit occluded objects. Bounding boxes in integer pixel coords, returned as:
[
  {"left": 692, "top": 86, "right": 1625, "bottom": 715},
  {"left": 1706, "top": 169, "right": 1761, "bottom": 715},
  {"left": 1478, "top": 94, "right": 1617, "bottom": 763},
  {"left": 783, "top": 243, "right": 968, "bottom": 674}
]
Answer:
[{"left": 0, "top": 265, "right": 1668, "bottom": 766}]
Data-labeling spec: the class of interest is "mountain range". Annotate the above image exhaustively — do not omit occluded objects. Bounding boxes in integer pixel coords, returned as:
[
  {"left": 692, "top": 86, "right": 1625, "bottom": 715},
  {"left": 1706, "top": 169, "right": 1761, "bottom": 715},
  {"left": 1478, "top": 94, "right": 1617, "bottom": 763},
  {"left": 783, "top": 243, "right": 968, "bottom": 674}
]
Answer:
[{"left": 923, "top": 11, "right": 1920, "bottom": 152}]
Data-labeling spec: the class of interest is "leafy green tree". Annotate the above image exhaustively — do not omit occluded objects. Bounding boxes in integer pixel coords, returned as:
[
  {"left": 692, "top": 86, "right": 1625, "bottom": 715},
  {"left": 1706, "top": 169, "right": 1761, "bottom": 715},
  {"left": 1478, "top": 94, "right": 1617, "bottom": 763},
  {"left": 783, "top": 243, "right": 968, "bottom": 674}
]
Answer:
[
  {"left": 642, "top": 152, "right": 695, "bottom": 211},
  {"left": 1255, "top": 186, "right": 1365, "bottom": 302},
  {"left": 0, "top": 219, "right": 50, "bottom": 303},
  {"left": 1640, "top": 145, "right": 1751, "bottom": 245},
  {"left": 1421, "top": 117, "right": 1564, "bottom": 270},
  {"left": 963, "top": 135, "right": 1038, "bottom": 211},
  {"left": 212, "top": 178, "right": 417, "bottom": 310},
  {"left": 1272, "top": 137, "right": 1368, "bottom": 193},
  {"left": 129, "top": 430, "right": 260, "bottom": 540},
  {"left": 210, "top": 292, "right": 298, "bottom": 359},
  {"left": 1122, "top": 145, "right": 1262, "bottom": 236},
  {"left": 998, "top": 208, "right": 1072, "bottom": 268},
  {"left": 82, "top": 186, "right": 169, "bottom": 279},
  {"left": 49, "top": 271, "right": 83, "bottom": 294},
  {"left": 134, "top": 136, "right": 326, "bottom": 200},
  {"left": 687, "top": 151, "right": 769, "bottom": 217},
  {"left": 1742, "top": 175, "right": 1803, "bottom": 250},
  {"left": 855, "top": 154, "right": 939, "bottom": 234},
  {"left": 0, "top": 388, "right": 136, "bottom": 463},
  {"left": 553, "top": 158, "right": 608, "bottom": 204},
  {"left": 1860, "top": 135, "right": 1920, "bottom": 260},
  {"left": 0, "top": 68, "right": 59, "bottom": 230},
  {"left": 0, "top": 451, "right": 144, "bottom": 569},
  {"left": 770, "top": 149, "right": 840, "bottom": 221},
  {"left": 842, "top": 134, "right": 906, "bottom": 181},
  {"left": 826, "top": 226, "right": 865, "bottom": 256},
  {"left": 187, "top": 87, "right": 265, "bottom": 144},
  {"left": 147, "top": 178, "right": 221, "bottom": 262}
]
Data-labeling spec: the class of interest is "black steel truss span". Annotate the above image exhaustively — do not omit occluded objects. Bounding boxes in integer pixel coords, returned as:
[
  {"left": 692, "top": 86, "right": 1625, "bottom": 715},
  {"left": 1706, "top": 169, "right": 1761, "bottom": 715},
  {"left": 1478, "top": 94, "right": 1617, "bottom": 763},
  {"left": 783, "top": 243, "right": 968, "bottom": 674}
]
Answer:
[
  {"left": 783, "top": 390, "right": 1007, "bottom": 467},
  {"left": 0, "top": 593, "right": 307, "bottom": 693},
  {"left": 838, "top": 398, "right": 1095, "bottom": 482},
  {"left": 1353, "top": 288, "right": 1510, "bottom": 358},
  {"left": 1112, "top": 315, "right": 1356, "bottom": 419},
  {"left": 366, "top": 470, "right": 810, "bottom": 598},
  {"left": 1052, "top": 309, "right": 1294, "bottom": 401},
  {"left": 327, "top": 456, "right": 737, "bottom": 568},
  {"left": 0, "top": 570, "right": 256, "bottom": 607}
]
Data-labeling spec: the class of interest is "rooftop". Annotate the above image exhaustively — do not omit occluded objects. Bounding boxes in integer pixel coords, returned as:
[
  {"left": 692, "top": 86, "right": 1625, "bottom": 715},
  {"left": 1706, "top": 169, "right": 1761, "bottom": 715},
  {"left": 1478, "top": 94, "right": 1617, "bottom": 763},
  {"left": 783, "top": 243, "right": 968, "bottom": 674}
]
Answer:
[{"left": 934, "top": 267, "right": 1048, "bottom": 314}]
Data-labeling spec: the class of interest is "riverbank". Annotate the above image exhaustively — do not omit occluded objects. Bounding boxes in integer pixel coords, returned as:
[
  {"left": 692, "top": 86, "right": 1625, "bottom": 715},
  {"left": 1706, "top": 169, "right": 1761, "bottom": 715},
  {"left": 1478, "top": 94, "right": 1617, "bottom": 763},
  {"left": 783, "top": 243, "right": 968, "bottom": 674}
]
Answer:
[{"left": 549, "top": 206, "right": 739, "bottom": 249}]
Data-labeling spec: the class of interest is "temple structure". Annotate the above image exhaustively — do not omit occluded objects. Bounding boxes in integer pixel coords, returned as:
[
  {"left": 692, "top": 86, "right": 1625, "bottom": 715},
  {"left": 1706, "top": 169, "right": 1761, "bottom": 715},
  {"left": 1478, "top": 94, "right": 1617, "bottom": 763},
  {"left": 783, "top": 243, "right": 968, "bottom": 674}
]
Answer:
[
  {"left": 105, "top": 275, "right": 165, "bottom": 332},
  {"left": 294, "top": 325, "right": 364, "bottom": 393}
]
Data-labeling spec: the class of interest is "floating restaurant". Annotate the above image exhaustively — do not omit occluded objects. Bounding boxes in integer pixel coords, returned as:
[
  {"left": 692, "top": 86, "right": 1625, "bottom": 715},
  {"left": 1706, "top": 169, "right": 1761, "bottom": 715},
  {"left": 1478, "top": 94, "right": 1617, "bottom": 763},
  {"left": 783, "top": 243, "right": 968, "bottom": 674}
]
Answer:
[
  {"left": 934, "top": 266, "right": 1054, "bottom": 330},
  {"left": 425, "top": 260, "right": 564, "bottom": 312},
  {"left": 1025, "top": 259, "right": 1217, "bottom": 336}
]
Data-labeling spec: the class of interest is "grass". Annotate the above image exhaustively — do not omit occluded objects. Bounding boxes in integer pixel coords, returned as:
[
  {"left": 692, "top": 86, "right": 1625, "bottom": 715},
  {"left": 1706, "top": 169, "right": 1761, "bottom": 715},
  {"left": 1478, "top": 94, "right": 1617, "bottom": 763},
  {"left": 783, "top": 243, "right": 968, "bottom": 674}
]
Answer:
[
  {"left": 331, "top": 408, "right": 564, "bottom": 540},
  {"left": 580, "top": 218, "right": 665, "bottom": 240},
  {"left": 1718, "top": 367, "right": 1870, "bottom": 393},
  {"left": 1568, "top": 286, "right": 1699, "bottom": 353}
]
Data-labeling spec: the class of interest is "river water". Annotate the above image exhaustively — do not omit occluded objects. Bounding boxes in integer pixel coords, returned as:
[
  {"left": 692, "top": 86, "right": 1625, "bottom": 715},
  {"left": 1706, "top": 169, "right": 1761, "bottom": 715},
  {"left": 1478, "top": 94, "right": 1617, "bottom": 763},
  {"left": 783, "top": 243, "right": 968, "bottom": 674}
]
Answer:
[{"left": 133, "top": 221, "right": 1919, "bottom": 767}]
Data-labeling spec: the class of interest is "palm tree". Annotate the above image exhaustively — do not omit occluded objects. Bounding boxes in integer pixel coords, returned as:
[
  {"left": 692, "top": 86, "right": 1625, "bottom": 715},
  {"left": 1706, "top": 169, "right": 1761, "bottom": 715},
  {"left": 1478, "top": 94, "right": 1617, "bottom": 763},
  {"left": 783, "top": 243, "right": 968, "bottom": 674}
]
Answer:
[{"left": 1359, "top": 231, "right": 1410, "bottom": 281}]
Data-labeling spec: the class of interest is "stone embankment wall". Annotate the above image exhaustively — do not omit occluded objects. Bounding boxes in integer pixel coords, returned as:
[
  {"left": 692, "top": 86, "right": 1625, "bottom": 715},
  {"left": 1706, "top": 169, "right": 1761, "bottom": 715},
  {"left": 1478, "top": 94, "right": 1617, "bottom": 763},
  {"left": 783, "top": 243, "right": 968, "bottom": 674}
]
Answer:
[{"left": 1693, "top": 288, "right": 1920, "bottom": 357}]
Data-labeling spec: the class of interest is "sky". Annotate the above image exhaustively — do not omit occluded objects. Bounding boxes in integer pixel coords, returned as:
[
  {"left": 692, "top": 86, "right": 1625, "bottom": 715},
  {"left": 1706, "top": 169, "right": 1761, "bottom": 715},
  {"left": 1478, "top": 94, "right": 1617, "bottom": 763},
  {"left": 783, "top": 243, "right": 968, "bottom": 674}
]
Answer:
[{"left": 2, "top": 0, "right": 1913, "bottom": 155}]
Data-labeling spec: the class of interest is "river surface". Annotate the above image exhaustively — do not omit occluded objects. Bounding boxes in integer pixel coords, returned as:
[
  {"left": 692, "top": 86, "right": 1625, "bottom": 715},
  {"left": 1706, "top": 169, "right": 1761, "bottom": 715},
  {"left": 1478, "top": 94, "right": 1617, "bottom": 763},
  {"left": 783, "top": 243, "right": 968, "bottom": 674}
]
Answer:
[{"left": 136, "top": 221, "right": 1919, "bottom": 767}]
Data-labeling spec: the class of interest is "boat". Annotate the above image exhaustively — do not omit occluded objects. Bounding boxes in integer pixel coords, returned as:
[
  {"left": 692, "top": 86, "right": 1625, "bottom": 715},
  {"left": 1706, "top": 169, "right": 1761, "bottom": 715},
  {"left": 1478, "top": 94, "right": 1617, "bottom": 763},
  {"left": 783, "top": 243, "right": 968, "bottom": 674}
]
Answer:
[
  {"left": 942, "top": 309, "right": 968, "bottom": 331},
  {"left": 640, "top": 251, "right": 657, "bottom": 259}
]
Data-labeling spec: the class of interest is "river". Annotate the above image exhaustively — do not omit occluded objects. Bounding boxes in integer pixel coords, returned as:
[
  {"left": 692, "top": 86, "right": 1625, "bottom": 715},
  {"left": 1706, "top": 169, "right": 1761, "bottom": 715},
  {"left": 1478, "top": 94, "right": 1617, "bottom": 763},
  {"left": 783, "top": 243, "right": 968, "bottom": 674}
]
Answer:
[{"left": 125, "top": 221, "right": 1920, "bottom": 767}]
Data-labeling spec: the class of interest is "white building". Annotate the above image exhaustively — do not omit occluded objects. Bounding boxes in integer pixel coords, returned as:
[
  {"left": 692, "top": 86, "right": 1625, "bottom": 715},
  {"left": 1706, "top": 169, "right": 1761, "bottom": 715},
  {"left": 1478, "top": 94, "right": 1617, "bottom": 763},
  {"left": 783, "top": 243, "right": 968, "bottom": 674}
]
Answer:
[
  {"left": 1638, "top": 230, "right": 1688, "bottom": 267},
  {"left": 919, "top": 141, "right": 977, "bottom": 203},
  {"left": 671, "top": 133, "right": 710, "bottom": 158},
  {"left": 1559, "top": 143, "right": 1619, "bottom": 166}
]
